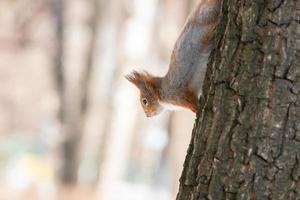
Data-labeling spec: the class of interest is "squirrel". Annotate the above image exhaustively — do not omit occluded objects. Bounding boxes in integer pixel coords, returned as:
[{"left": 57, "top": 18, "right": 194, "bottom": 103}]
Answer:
[{"left": 126, "top": 0, "right": 220, "bottom": 117}]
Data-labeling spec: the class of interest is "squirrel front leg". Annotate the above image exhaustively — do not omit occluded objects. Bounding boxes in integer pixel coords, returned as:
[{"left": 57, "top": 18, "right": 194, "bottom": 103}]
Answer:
[{"left": 126, "top": 0, "right": 220, "bottom": 117}]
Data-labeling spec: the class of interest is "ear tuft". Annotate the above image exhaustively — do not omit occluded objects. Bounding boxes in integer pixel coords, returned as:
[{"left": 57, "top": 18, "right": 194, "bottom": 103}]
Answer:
[
  {"left": 125, "top": 70, "right": 142, "bottom": 86},
  {"left": 125, "top": 70, "right": 154, "bottom": 91}
]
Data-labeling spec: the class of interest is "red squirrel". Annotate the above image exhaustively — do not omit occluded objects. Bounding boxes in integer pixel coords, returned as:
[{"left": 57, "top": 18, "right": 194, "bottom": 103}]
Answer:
[{"left": 126, "top": 0, "right": 220, "bottom": 117}]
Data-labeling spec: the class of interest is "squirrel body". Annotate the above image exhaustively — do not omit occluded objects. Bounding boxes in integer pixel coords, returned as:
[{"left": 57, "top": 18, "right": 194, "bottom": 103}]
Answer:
[{"left": 126, "top": 0, "right": 220, "bottom": 117}]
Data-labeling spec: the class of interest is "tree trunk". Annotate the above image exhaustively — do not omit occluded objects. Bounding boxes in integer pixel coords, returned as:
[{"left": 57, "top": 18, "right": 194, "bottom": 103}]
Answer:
[
  {"left": 51, "top": 0, "right": 100, "bottom": 184},
  {"left": 59, "top": 0, "right": 100, "bottom": 183},
  {"left": 177, "top": 0, "right": 300, "bottom": 199},
  {"left": 52, "top": 0, "right": 65, "bottom": 124}
]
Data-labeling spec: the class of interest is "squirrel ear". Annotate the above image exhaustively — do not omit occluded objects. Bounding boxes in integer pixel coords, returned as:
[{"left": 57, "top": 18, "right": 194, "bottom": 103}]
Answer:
[{"left": 125, "top": 70, "right": 146, "bottom": 89}]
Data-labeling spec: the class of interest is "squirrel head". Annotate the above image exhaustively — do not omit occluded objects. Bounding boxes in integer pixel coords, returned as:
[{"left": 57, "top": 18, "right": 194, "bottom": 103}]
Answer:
[{"left": 125, "top": 71, "right": 163, "bottom": 117}]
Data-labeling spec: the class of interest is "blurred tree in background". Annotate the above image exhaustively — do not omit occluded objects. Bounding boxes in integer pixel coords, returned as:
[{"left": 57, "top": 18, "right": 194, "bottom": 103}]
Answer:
[
  {"left": 0, "top": 0, "right": 197, "bottom": 199},
  {"left": 51, "top": 0, "right": 101, "bottom": 184}
]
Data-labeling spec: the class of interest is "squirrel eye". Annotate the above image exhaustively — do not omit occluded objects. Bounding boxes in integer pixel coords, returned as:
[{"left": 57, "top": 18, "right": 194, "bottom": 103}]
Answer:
[{"left": 142, "top": 98, "right": 148, "bottom": 106}]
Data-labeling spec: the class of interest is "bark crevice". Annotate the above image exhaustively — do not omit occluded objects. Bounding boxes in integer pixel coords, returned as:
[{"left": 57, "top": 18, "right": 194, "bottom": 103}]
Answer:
[{"left": 176, "top": 0, "right": 300, "bottom": 199}]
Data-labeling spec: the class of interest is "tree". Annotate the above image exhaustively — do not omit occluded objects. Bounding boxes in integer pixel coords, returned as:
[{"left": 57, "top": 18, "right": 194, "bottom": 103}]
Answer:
[
  {"left": 51, "top": 0, "right": 100, "bottom": 184},
  {"left": 52, "top": 0, "right": 65, "bottom": 125},
  {"left": 176, "top": 0, "right": 300, "bottom": 199}
]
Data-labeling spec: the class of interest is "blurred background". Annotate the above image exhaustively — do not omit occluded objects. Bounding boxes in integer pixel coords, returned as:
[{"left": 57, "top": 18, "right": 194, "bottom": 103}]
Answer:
[{"left": 0, "top": 0, "right": 197, "bottom": 199}]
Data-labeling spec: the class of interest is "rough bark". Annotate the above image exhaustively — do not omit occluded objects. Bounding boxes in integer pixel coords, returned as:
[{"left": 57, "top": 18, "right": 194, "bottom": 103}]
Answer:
[{"left": 177, "top": 0, "right": 300, "bottom": 199}]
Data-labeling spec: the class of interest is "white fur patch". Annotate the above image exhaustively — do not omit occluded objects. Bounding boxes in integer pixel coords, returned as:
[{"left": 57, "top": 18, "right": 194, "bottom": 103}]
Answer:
[{"left": 159, "top": 101, "right": 183, "bottom": 111}]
